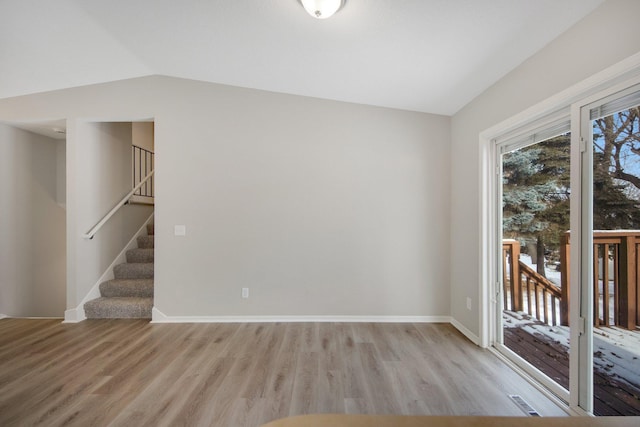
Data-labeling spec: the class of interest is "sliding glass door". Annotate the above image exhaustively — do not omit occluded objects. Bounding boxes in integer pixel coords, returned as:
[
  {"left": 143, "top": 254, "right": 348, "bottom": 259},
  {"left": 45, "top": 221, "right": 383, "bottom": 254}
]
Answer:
[
  {"left": 496, "top": 125, "right": 572, "bottom": 400},
  {"left": 493, "top": 83, "right": 640, "bottom": 415},
  {"left": 583, "top": 89, "right": 640, "bottom": 415}
]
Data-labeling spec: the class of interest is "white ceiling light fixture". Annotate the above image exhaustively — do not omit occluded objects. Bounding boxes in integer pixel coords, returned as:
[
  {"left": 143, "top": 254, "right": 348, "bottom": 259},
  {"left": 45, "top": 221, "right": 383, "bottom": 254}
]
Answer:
[{"left": 300, "top": 0, "right": 345, "bottom": 19}]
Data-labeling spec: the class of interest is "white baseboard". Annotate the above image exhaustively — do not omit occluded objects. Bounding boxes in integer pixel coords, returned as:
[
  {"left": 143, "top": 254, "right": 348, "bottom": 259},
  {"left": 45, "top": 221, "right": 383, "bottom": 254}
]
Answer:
[
  {"left": 152, "top": 308, "right": 451, "bottom": 324},
  {"left": 63, "top": 308, "right": 86, "bottom": 323},
  {"left": 451, "top": 317, "right": 481, "bottom": 346},
  {"left": 10, "top": 316, "right": 63, "bottom": 320},
  {"left": 65, "top": 213, "right": 154, "bottom": 323},
  {"left": 1, "top": 313, "right": 64, "bottom": 321}
]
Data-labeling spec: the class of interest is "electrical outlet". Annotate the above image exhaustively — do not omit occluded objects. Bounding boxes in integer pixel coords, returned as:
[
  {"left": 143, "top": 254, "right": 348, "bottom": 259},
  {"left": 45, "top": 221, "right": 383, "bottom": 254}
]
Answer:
[
  {"left": 242, "top": 288, "right": 249, "bottom": 299},
  {"left": 466, "top": 297, "right": 472, "bottom": 310},
  {"left": 174, "top": 225, "right": 186, "bottom": 236}
]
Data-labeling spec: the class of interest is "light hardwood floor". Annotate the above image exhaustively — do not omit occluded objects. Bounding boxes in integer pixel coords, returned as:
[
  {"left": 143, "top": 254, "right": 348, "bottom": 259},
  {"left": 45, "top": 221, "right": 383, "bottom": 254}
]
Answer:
[{"left": 0, "top": 319, "right": 566, "bottom": 426}]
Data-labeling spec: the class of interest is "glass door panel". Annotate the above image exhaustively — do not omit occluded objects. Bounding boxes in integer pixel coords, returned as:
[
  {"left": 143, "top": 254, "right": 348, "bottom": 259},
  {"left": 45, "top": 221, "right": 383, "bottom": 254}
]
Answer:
[
  {"left": 590, "top": 105, "right": 640, "bottom": 416},
  {"left": 500, "top": 133, "right": 571, "bottom": 392}
]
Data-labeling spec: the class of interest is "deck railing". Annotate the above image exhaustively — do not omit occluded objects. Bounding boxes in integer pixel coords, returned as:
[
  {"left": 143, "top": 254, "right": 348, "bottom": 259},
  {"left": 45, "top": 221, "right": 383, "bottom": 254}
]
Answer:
[
  {"left": 560, "top": 231, "right": 640, "bottom": 329},
  {"left": 503, "top": 240, "right": 562, "bottom": 326},
  {"left": 504, "top": 232, "right": 640, "bottom": 329}
]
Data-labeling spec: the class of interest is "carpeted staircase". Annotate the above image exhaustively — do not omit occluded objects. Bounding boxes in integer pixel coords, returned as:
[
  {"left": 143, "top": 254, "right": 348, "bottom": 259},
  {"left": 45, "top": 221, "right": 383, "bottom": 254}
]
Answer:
[{"left": 84, "top": 223, "right": 154, "bottom": 319}]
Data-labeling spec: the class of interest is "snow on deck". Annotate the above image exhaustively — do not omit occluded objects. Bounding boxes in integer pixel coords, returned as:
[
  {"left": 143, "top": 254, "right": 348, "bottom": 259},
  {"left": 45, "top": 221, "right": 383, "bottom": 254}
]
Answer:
[{"left": 503, "top": 310, "right": 640, "bottom": 414}]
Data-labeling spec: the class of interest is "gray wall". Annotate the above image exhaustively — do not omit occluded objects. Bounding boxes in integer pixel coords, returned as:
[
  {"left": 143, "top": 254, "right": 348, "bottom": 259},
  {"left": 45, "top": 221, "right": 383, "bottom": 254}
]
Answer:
[
  {"left": 450, "top": 0, "right": 640, "bottom": 338},
  {"left": 132, "top": 122, "right": 154, "bottom": 152},
  {"left": 0, "top": 78, "right": 451, "bottom": 319},
  {"left": 156, "top": 82, "right": 450, "bottom": 317},
  {"left": 0, "top": 124, "right": 66, "bottom": 316}
]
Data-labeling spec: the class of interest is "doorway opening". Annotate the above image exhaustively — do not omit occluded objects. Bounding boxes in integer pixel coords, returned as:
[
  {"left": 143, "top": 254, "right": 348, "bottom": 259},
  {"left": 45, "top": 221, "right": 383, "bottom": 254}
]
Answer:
[{"left": 0, "top": 120, "right": 67, "bottom": 318}]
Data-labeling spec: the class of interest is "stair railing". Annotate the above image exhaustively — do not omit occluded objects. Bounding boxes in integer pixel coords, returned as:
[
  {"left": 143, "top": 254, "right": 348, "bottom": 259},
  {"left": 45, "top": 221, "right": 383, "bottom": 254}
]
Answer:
[
  {"left": 503, "top": 239, "right": 562, "bottom": 326},
  {"left": 83, "top": 170, "right": 154, "bottom": 240},
  {"left": 517, "top": 261, "right": 562, "bottom": 326},
  {"left": 132, "top": 145, "right": 154, "bottom": 199}
]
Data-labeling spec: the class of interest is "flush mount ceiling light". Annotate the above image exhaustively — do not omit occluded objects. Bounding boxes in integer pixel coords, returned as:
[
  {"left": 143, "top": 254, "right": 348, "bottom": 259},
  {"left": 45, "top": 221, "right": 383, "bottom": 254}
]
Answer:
[{"left": 300, "top": 0, "right": 345, "bottom": 19}]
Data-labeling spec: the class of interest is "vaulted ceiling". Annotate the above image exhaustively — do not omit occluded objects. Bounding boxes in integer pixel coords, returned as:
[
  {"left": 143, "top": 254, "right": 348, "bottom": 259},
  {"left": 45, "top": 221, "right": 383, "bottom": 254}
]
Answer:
[{"left": 0, "top": 0, "right": 604, "bottom": 115}]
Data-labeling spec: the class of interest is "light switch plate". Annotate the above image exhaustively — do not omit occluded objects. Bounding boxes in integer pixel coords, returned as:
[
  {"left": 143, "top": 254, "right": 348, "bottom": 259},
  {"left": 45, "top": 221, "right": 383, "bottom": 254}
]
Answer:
[{"left": 174, "top": 225, "right": 186, "bottom": 236}]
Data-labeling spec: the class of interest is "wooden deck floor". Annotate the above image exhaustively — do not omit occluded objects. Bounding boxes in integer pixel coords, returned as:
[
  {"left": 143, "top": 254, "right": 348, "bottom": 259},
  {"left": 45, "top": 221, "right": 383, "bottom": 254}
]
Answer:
[{"left": 504, "top": 322, "right": 640, "bottom": 416}]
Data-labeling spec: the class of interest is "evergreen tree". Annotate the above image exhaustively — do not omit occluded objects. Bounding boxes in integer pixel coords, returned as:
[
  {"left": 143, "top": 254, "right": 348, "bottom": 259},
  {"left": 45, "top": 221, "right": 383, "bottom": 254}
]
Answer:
[
  {"left": 502, "top": 135, "right": 570, "bottom": 277},
  {"left": 502, "top": 108, "right": 640, "bottom": 279}
]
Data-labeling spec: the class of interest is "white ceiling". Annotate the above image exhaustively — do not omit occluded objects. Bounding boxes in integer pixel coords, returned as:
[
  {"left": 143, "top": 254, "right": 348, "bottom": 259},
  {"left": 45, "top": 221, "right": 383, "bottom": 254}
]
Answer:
[{"left": 0, "top": 0, "right": 604, "bottom": 115}]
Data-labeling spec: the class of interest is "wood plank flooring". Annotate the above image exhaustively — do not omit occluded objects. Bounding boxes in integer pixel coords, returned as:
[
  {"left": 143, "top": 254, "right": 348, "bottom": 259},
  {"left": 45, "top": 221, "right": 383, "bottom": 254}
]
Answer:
[{"left": 0, "top": 319, "right": 565, "bottom": 426}]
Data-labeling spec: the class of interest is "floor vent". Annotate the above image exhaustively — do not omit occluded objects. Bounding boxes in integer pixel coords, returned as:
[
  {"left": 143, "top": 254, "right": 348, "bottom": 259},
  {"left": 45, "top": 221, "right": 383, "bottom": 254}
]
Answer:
[{"left": 509, "top": 394, "right": 540, "bottom": 416}]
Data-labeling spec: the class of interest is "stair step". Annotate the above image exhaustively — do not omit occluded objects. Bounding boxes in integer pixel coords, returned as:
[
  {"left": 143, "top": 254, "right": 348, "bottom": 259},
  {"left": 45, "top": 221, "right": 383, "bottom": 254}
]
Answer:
[
  {"left": 126, "top": 248, "right": 154, "bottom": 263},
  {"left": 137, "top": 235, "right": 154, "bottom": 249},
  {"left": 114, "top": 263, "right": 154, "bottom": 279},
  {"left": 100, "top": 279, "right": 154, "bottom": 298},
  {"left": 84, "top": 297, "right": 153, "bottom": 319},
  {"left": 86, "top": 221, "right": 156, "bottom": 320}
]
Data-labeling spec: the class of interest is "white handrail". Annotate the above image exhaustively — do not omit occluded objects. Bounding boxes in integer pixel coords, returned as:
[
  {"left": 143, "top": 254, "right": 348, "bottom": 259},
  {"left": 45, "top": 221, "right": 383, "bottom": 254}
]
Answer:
[{"left": 83, "top": 170, "right": 154, "bottom": 239}]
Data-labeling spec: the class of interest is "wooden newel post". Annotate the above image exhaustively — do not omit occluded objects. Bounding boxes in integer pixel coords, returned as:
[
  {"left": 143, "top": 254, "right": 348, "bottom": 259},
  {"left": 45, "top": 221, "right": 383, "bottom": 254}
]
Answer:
[
  {"left": 502, "top": 240, "right": 521, "bottom": 312},
  {"left": 560, "top": 232, "right": 570, "bottom": 326},
  {"left": 511, "top": 241, "right": 521, "bottom": 312},
  {"left": 618, "top": 236, "right": 637, "bottom": 330}
]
